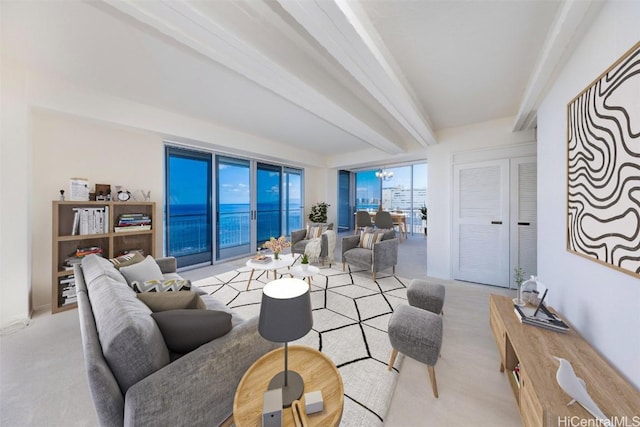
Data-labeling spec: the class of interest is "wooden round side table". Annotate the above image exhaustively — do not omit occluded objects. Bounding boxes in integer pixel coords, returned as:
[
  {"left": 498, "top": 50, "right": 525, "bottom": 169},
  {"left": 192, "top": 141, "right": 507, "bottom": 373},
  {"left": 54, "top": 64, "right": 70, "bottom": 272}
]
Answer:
[{"left": 233, "top": 345, "right": 344, "bottom": 427}]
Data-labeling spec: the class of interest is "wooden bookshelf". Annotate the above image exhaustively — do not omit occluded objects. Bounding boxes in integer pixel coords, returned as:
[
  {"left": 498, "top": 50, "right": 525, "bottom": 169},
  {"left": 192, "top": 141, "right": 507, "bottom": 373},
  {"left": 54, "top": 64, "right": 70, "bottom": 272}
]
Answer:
[
  {"left": 489, "top": 294, "right": 640, "bottom": 426},
  {"left": 51, "top": 201, "right": 156, "bottom": 313}
]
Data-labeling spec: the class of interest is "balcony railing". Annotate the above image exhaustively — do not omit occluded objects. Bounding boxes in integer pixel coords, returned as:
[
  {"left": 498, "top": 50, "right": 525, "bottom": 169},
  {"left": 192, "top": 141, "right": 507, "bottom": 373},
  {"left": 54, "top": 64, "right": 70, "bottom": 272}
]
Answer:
[{"left": 168, "top": 208, "right": 303, "bottom": 256}]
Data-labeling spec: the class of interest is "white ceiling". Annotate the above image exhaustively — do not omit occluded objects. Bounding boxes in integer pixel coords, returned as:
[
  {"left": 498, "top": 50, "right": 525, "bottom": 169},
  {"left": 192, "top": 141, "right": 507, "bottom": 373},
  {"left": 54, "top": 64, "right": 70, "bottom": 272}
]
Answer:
[{"left": 2, "top": 0, "right": 599, "bottom": 167}]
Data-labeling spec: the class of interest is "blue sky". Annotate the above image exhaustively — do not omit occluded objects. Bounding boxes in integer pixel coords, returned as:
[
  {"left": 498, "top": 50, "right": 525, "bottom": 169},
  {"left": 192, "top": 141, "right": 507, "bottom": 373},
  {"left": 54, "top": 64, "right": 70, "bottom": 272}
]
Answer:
[{"left": 170, "top": 155, "right": 425, "bottom": 207}]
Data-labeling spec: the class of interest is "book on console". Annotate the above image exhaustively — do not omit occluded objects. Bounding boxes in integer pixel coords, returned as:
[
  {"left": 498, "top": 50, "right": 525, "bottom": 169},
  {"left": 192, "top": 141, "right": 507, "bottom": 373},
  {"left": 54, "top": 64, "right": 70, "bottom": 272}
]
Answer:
[{"left": 513, "top": 291, "right": 569, "bottom": 333}]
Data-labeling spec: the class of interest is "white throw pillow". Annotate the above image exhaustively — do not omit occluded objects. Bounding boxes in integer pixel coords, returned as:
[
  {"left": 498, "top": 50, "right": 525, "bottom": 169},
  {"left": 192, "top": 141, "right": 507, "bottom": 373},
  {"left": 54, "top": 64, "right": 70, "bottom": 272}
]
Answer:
[{"left": 119, "top": 255, "right": 164, "bottom": 286}]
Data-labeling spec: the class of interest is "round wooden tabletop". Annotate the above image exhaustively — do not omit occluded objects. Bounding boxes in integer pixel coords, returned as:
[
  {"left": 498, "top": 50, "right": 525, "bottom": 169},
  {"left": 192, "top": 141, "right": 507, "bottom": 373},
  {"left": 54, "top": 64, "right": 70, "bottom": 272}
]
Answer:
[{"left": 233, "top": 345, "right": 344, "bottom": 427}]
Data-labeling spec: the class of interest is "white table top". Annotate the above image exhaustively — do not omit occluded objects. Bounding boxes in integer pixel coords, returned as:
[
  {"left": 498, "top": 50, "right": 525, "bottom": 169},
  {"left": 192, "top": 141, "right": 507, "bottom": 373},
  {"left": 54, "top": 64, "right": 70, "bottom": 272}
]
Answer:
[
  {"left": 290, "top": 264, "right": 320, "bottom": 278},
  {"left": 245, "top": 253, "right": 296, "bottom": 271}
]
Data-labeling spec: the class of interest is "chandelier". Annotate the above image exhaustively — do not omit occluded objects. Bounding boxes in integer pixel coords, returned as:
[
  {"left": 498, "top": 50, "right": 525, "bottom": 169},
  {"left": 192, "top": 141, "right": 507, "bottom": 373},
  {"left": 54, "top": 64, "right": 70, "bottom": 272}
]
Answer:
[{"left": 375, "top": 167, "right": 394, "bottom": 181}]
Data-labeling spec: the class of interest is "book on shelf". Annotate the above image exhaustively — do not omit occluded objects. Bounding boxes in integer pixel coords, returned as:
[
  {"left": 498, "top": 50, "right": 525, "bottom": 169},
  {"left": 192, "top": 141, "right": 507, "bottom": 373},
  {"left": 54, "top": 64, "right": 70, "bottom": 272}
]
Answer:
[
  {"left": 114, "top": 224, "right": 152, "bottom": 232},
  {"left": 72, "top": 207, "right": 109, "bottom": 235},
  {"left": 513, "top": 292, "right": 569, "bottom": 333}
]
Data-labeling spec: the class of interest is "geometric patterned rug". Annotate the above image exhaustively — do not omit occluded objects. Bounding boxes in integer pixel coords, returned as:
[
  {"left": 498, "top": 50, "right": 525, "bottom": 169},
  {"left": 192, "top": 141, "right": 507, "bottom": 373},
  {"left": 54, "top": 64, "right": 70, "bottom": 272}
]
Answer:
[{"left": 193, "top": 263, "right": 410, "bottom": 426}]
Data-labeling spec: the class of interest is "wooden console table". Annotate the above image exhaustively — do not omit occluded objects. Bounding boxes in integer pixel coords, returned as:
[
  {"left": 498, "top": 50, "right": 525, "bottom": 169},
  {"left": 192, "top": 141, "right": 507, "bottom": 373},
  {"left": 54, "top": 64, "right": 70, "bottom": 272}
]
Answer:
[{"left": 489, "top": 294, "right": 640, "bottom": 426}]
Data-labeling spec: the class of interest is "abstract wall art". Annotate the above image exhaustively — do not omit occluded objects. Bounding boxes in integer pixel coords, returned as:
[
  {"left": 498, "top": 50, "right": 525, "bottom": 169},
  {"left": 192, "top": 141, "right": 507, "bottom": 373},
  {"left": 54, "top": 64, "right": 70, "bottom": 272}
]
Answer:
[{"left": 567, "top": 41, "right": 640, "bottom": 278}]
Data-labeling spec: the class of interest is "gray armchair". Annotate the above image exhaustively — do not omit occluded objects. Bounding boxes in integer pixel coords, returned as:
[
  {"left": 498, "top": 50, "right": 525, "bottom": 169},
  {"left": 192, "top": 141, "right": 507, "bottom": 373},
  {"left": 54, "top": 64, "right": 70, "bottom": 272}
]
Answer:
[
  {"left": 342, "top": 230, "right": 398, "bottom": 281},
  {"left": 291, "top": 222, "right": 334, "bottom": 265}
]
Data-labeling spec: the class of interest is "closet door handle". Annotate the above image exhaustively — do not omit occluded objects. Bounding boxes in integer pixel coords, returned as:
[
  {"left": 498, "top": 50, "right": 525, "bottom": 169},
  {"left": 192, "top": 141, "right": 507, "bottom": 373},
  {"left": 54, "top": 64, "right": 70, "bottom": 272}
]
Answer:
[
  {"left": 491, "top": 221, "right": 503, "bottom": 225},
  {"left": 518, "top": 222, "right": 530, "bottom": 226}
]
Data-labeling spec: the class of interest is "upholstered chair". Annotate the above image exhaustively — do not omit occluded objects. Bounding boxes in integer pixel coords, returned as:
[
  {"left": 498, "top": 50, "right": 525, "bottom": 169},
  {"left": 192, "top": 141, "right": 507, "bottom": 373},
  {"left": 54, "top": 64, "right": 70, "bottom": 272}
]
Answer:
[
  {"left": 354, "top": 211, "right": 373, "bottom": 235},
  {"left": 291, "top": 222, "right": 334, "bottom": 265},
  {"left": 341, "top": 229, "right": 398, "bottom": 281}
]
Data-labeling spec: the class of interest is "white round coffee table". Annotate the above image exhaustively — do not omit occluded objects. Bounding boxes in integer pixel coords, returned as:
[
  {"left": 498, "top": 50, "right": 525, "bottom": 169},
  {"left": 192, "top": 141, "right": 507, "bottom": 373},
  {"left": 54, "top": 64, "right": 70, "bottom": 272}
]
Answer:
[
  {"left": 245, "top": 253, "right": 296, "bottom": 290},
  {"left": 290, "top": 264, "right": 320, "bottom": 284}
]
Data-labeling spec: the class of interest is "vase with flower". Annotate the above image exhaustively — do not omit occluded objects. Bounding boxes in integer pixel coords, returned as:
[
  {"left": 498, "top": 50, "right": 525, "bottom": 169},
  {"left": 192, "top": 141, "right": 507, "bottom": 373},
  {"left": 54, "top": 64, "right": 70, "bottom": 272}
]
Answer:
[
  {"left": 513, "top": 267, "right": 525, "bottom": 307},
  {"left": 262, "top": 236, "right": 291, "bottom": 260}
]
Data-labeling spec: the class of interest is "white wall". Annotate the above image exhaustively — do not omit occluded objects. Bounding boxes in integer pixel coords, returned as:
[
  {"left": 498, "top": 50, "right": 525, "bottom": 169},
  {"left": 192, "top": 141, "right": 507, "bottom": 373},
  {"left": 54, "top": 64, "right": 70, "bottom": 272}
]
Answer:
[
  {"left": 30, "top": 110, "right": 166, "bottom": 310},
  {"left": 536, "top": 0, "right": 640, "bottom": 389},
  {"left": 426, "top": 117, "right": 535, "bottom": 279},
  {"left": 0, "top": 60, "right": 32, "bottom": 326}
]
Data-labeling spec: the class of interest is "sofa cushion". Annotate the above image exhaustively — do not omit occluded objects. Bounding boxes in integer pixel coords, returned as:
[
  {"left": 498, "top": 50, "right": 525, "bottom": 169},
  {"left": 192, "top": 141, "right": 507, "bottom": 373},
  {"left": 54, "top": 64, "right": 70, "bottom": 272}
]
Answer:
[
  {"left": 137, "top": 291, "right": 206, "bottom": 312},
  {"left": 131, "top": 278, "right": 192, "bottom": 293},
  {"left": 119, "top": 255, "right": 164, "bottom": 286},
  {"left": 345, "top": 247, "right": 373, "bottom": 265},
  {"left": 305, "top": 222, "right": 330, "bottom": 239},
  {"left": 88, "top": 275, "right": 169, "bottom": 393},
  {"left": 360, "top": 231, "right": 383, "bottom": 249},
  {"left": 82, "top": 254, "right": 127, "bottom": 285},
  {"left": 109, "top": 251, "right": 145, "bottom": 269},
  {"left": 151, "top": 309, "right": 232, "bottom": 354}
]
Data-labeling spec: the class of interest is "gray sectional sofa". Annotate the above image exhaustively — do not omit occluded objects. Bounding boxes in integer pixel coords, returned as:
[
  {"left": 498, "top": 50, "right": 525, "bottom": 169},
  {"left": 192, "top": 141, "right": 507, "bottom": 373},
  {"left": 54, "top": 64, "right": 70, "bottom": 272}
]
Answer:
[{"left": 75, "top": 254, "right": 277, "bottom": 427}]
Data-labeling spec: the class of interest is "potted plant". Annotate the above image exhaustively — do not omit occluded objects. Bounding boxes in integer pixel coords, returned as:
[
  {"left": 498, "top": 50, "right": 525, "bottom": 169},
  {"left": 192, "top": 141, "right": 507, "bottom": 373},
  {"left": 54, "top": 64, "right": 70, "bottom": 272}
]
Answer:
[
  {"left": 420, "top": 206, "right": 428, "bottom": 236},
  {"left": 301, "top": 254, "right": 309, "bottom": 272},
  {"left": 308, "top": 202, "right": 330, "bottom": 223}
]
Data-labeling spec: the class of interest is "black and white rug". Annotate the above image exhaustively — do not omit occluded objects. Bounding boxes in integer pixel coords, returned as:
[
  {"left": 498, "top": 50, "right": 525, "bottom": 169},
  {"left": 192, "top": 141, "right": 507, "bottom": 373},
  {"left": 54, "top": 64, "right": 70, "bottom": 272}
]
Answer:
[{"left": 193, "top": 264, "right": 409, "bottom": 426}]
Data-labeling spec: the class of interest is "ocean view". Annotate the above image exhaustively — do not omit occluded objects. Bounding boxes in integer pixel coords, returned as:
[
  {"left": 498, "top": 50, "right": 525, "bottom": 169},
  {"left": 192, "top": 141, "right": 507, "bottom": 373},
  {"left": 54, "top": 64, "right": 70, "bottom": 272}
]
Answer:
[{"left": 168, "top": 203, "right": 302, "bottom": 256}]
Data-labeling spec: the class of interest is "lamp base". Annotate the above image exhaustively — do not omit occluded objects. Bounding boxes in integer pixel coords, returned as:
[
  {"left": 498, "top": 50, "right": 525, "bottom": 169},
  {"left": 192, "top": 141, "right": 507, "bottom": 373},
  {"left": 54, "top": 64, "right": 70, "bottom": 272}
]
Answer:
[{"left": 268, "top": 370, "right": 304, "bottom": 407}]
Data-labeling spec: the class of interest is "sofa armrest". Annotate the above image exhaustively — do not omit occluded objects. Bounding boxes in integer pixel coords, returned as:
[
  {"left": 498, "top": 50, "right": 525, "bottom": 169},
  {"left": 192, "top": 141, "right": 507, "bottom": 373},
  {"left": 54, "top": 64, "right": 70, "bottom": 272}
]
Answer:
[
  {"left": 291, "top": 229, "right": 307, "bottom": 245},
  {"left": 372, "top": 238, "right": 398, "bottom": 272},
  {"left": 123, "top": 316, "right": 278, "bottom": 427},
  {"left": 155, "top": 257, "right": 177, "bottom": 275},
  {"left": 341, "top": 235, "right": 360, "bottom": 256}
]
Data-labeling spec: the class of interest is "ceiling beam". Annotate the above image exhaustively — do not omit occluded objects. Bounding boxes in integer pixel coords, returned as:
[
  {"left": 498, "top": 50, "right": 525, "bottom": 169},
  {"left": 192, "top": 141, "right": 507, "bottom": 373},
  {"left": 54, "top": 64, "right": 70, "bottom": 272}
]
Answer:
[
  {"left": 104, "top": 0, "right": 405, "bottom": 154},
  {"left": 278, "top": 0, "right": 437, "bottom": 146},
  {"left": 513, "top": 0, "right": 602, "bottom": 131}
]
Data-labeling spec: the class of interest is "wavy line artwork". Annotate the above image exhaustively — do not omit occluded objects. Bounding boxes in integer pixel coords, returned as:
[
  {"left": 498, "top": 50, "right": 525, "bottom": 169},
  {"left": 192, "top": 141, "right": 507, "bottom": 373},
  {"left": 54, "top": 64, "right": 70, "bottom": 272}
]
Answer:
[{"left": 567, "top": 41, "right": 640, "bottom": 277}]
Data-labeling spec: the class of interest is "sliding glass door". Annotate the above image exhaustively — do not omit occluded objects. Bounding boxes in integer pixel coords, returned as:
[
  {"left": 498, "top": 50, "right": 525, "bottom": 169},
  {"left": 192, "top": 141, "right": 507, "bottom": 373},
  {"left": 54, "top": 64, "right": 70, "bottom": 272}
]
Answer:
[
  {"left": 216, "top": 156, "right": 251, "bottom": 260},
  {"left": 165, "top": 147, "right": 212, "bottom": 268},
  {"left": 256, "top": 163, "right": 281, "bottom": 246},
  {"left": 283, "top": 167, "right": 303, "bottom": 236},
  {"left": 166, "top": 146, "right": 304, "bottom": 266},
  {"left": 338, "top": 170, "right": 352, "bottom": 231}
]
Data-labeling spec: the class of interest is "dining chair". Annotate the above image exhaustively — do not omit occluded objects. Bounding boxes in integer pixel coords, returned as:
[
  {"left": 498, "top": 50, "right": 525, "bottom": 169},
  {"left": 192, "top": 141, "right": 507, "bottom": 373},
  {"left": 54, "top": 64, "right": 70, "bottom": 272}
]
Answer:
[
  {"left": 354, "top": 211, "right": 373, "bottom": 235},
  {"left": 374, "top": 211, "right": 395, "bottom": 231}
]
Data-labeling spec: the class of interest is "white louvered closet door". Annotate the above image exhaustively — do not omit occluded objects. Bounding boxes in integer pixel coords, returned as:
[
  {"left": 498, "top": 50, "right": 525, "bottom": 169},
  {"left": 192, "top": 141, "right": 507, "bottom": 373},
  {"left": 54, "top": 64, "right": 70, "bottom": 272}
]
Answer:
[
  {"left": 510, "top": 157, "right": 537, "bottom": 287},
  {"left": 453, "top": 160, "right": 510, "bottom": 287}
]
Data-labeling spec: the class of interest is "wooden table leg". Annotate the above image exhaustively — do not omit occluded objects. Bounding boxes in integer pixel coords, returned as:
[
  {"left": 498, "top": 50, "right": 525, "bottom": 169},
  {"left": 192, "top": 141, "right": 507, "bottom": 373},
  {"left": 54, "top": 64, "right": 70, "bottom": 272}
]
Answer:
[{"left": 246, "top": 269, "right": 255, "bottom": 291}]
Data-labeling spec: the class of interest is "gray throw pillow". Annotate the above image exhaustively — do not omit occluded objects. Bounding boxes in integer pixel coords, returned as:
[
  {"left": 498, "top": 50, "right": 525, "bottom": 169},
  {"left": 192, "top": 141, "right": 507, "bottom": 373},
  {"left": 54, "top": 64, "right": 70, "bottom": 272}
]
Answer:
[
  {"left": 137, "top": 291, "right": 206, "bottom": 312},
  {"left": 119, "top": 255, "right": 164, "bottom": 286},
  {"left": 151, "top": 309, "right": 232, "bottom": 354}
]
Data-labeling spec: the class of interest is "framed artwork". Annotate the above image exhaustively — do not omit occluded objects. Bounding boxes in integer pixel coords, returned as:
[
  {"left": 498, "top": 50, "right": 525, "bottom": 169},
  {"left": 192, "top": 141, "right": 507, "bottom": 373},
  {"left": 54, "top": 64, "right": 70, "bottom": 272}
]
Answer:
[{"left": 567, "top": 41, "right": 640, "bottom": 278}]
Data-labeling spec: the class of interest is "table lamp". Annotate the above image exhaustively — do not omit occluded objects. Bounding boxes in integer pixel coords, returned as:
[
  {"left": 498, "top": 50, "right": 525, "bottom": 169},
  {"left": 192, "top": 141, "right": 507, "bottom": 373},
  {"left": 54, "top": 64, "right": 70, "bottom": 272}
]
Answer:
[{"left": 258, "top": 278, "right": 313, "bottom": 407}]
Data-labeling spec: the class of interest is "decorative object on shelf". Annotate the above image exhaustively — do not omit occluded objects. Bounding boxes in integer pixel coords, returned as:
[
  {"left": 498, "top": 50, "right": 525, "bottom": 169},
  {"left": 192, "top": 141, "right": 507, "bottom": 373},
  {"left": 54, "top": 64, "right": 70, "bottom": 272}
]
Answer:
[
  {"left": 553, "top": 356, "right": 609, "bottom": 423},
  {"left": 263, "top": 236, "right": 290, "bottom": 260},
  {"left": 258, "top": 278, "right": 313, "bottom": 407},
  {"left": 567, "top": 41, "right": 640, "bottom": 279},
  {"left": 521, "top": 275, "right": 539, "bottom": 305},
  {"left": 513, "top": 267, "right": 525, "bottom": 307},
  {"left": 95, "top": 184, "right": 111, "bottom": 202},
  {"left": 308, "top": 202, "right": 330, "bottom": 223},
  {"left": 141, "top": 190, "right": 151, "bottom": 202},
  {"left": 117, "top": 190, "right": 131, "bottom": 202},
  {"left": 301, "top": 254, "right": 309, "bottom": 272},
  {"left": 375, "top": 167, "right": 394, "bottom": 181},
  {"left": 69, "top": 177, "right": 90, "bottom": 201},
  {"left": 59, "top": 190, "right": 65, "bottom": 201}
]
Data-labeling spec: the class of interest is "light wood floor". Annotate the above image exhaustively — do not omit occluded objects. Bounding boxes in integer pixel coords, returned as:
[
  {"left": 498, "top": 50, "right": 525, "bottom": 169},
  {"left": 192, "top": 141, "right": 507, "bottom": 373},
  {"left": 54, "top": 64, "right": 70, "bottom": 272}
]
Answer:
[{"left": 0, "top": 233, "right": 523, "bottom": 426}]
